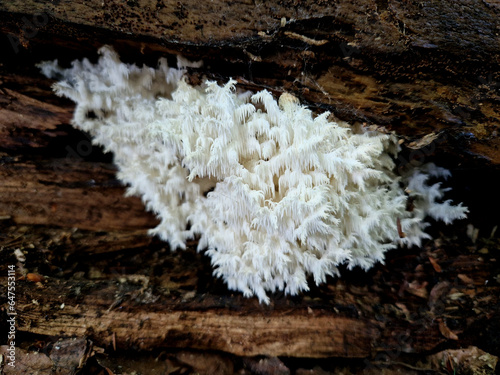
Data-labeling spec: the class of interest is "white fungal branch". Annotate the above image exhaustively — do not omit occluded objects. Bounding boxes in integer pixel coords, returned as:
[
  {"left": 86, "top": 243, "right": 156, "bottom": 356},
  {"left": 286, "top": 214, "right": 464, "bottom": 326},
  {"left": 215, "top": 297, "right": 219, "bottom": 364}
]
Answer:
[{"left": 39, "top": 46, "right": 468, "bottom": 304}]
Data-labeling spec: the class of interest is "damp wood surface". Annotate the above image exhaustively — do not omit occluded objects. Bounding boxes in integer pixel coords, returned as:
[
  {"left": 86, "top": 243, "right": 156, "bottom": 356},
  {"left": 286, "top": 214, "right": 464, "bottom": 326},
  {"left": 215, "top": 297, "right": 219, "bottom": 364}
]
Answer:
[{"left": 0, "top": 1, "right": 500, "bottom": 374}]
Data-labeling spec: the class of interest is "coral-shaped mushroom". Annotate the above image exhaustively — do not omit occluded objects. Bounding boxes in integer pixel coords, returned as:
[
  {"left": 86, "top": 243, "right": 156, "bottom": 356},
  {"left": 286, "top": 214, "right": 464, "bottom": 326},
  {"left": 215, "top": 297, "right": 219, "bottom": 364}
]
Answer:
[{"left": 39, "top": 46, "right": 467, "bottom": 303}]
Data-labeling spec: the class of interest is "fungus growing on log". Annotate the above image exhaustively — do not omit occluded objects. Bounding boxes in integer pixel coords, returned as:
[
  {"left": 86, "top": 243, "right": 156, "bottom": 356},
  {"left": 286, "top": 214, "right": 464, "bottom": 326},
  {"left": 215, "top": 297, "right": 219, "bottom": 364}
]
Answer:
[{"left": 39, "top": 46, "right": 467, "bottom": 303}]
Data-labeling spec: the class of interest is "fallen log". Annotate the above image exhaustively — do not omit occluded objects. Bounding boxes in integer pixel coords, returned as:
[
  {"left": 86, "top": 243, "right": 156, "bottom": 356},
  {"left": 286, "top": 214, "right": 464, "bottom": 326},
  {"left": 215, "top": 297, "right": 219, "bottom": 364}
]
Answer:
[{"left": 0, "top": 1, "right": 499, "bottom": 372}]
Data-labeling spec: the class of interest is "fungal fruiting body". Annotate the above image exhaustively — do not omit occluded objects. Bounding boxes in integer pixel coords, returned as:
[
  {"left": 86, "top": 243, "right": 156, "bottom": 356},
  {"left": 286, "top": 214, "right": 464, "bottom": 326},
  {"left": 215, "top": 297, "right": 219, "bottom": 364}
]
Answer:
[{"left": 39, "top": 46, "right": 467, "bottom": 303}]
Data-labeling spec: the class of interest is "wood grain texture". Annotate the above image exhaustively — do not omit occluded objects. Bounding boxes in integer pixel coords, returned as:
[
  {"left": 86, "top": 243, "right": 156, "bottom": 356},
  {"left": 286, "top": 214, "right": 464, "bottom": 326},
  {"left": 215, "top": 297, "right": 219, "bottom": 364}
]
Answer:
[
  {"left": 0, "top": 71, "right": 158, "bottom": 231},
  {"left": 0, "top": 156, "right": 158, "bottom": 230},
  {"left": 16, "top": 281, "right": 378, "bottom": 358}
]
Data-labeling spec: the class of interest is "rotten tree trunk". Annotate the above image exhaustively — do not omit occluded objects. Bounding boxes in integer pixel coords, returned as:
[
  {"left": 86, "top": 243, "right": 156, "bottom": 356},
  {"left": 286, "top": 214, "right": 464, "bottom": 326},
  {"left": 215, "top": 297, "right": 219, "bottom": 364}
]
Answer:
[{"left": 0, "top": 0, "right": 500, "bottom": 372}]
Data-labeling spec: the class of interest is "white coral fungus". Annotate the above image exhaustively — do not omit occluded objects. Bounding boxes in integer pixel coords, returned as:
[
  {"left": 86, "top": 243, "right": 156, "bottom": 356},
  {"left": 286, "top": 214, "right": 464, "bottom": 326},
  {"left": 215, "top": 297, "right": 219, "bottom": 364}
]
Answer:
[{"left": 39, "top": 46, "right": 467, "bottom": 303}]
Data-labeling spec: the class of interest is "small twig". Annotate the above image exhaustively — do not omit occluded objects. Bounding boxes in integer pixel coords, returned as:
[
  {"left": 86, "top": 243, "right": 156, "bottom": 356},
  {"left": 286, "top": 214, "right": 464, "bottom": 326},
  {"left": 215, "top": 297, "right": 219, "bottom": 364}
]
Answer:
[{"left": 284, "top": 31, "right": 328, "bottom": 46}]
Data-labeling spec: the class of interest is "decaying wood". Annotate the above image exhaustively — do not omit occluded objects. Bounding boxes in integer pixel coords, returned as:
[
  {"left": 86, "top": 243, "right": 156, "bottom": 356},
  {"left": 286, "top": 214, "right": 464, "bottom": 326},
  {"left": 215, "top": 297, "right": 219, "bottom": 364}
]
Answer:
[
  {"left": 17, "top": 282, "right": 377, "bottom": 358},
  {"left": 0, "top": 72, "right": 158, "bottom": 231},
  {"left": 0, "top": 1, "right": 499, "bottom": 372},
  {"left": 2, "top": 220, "right": 499, "bottom": 360},
  {"left": 0, "top": 155, "right": 157, "bottom": 231}
]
